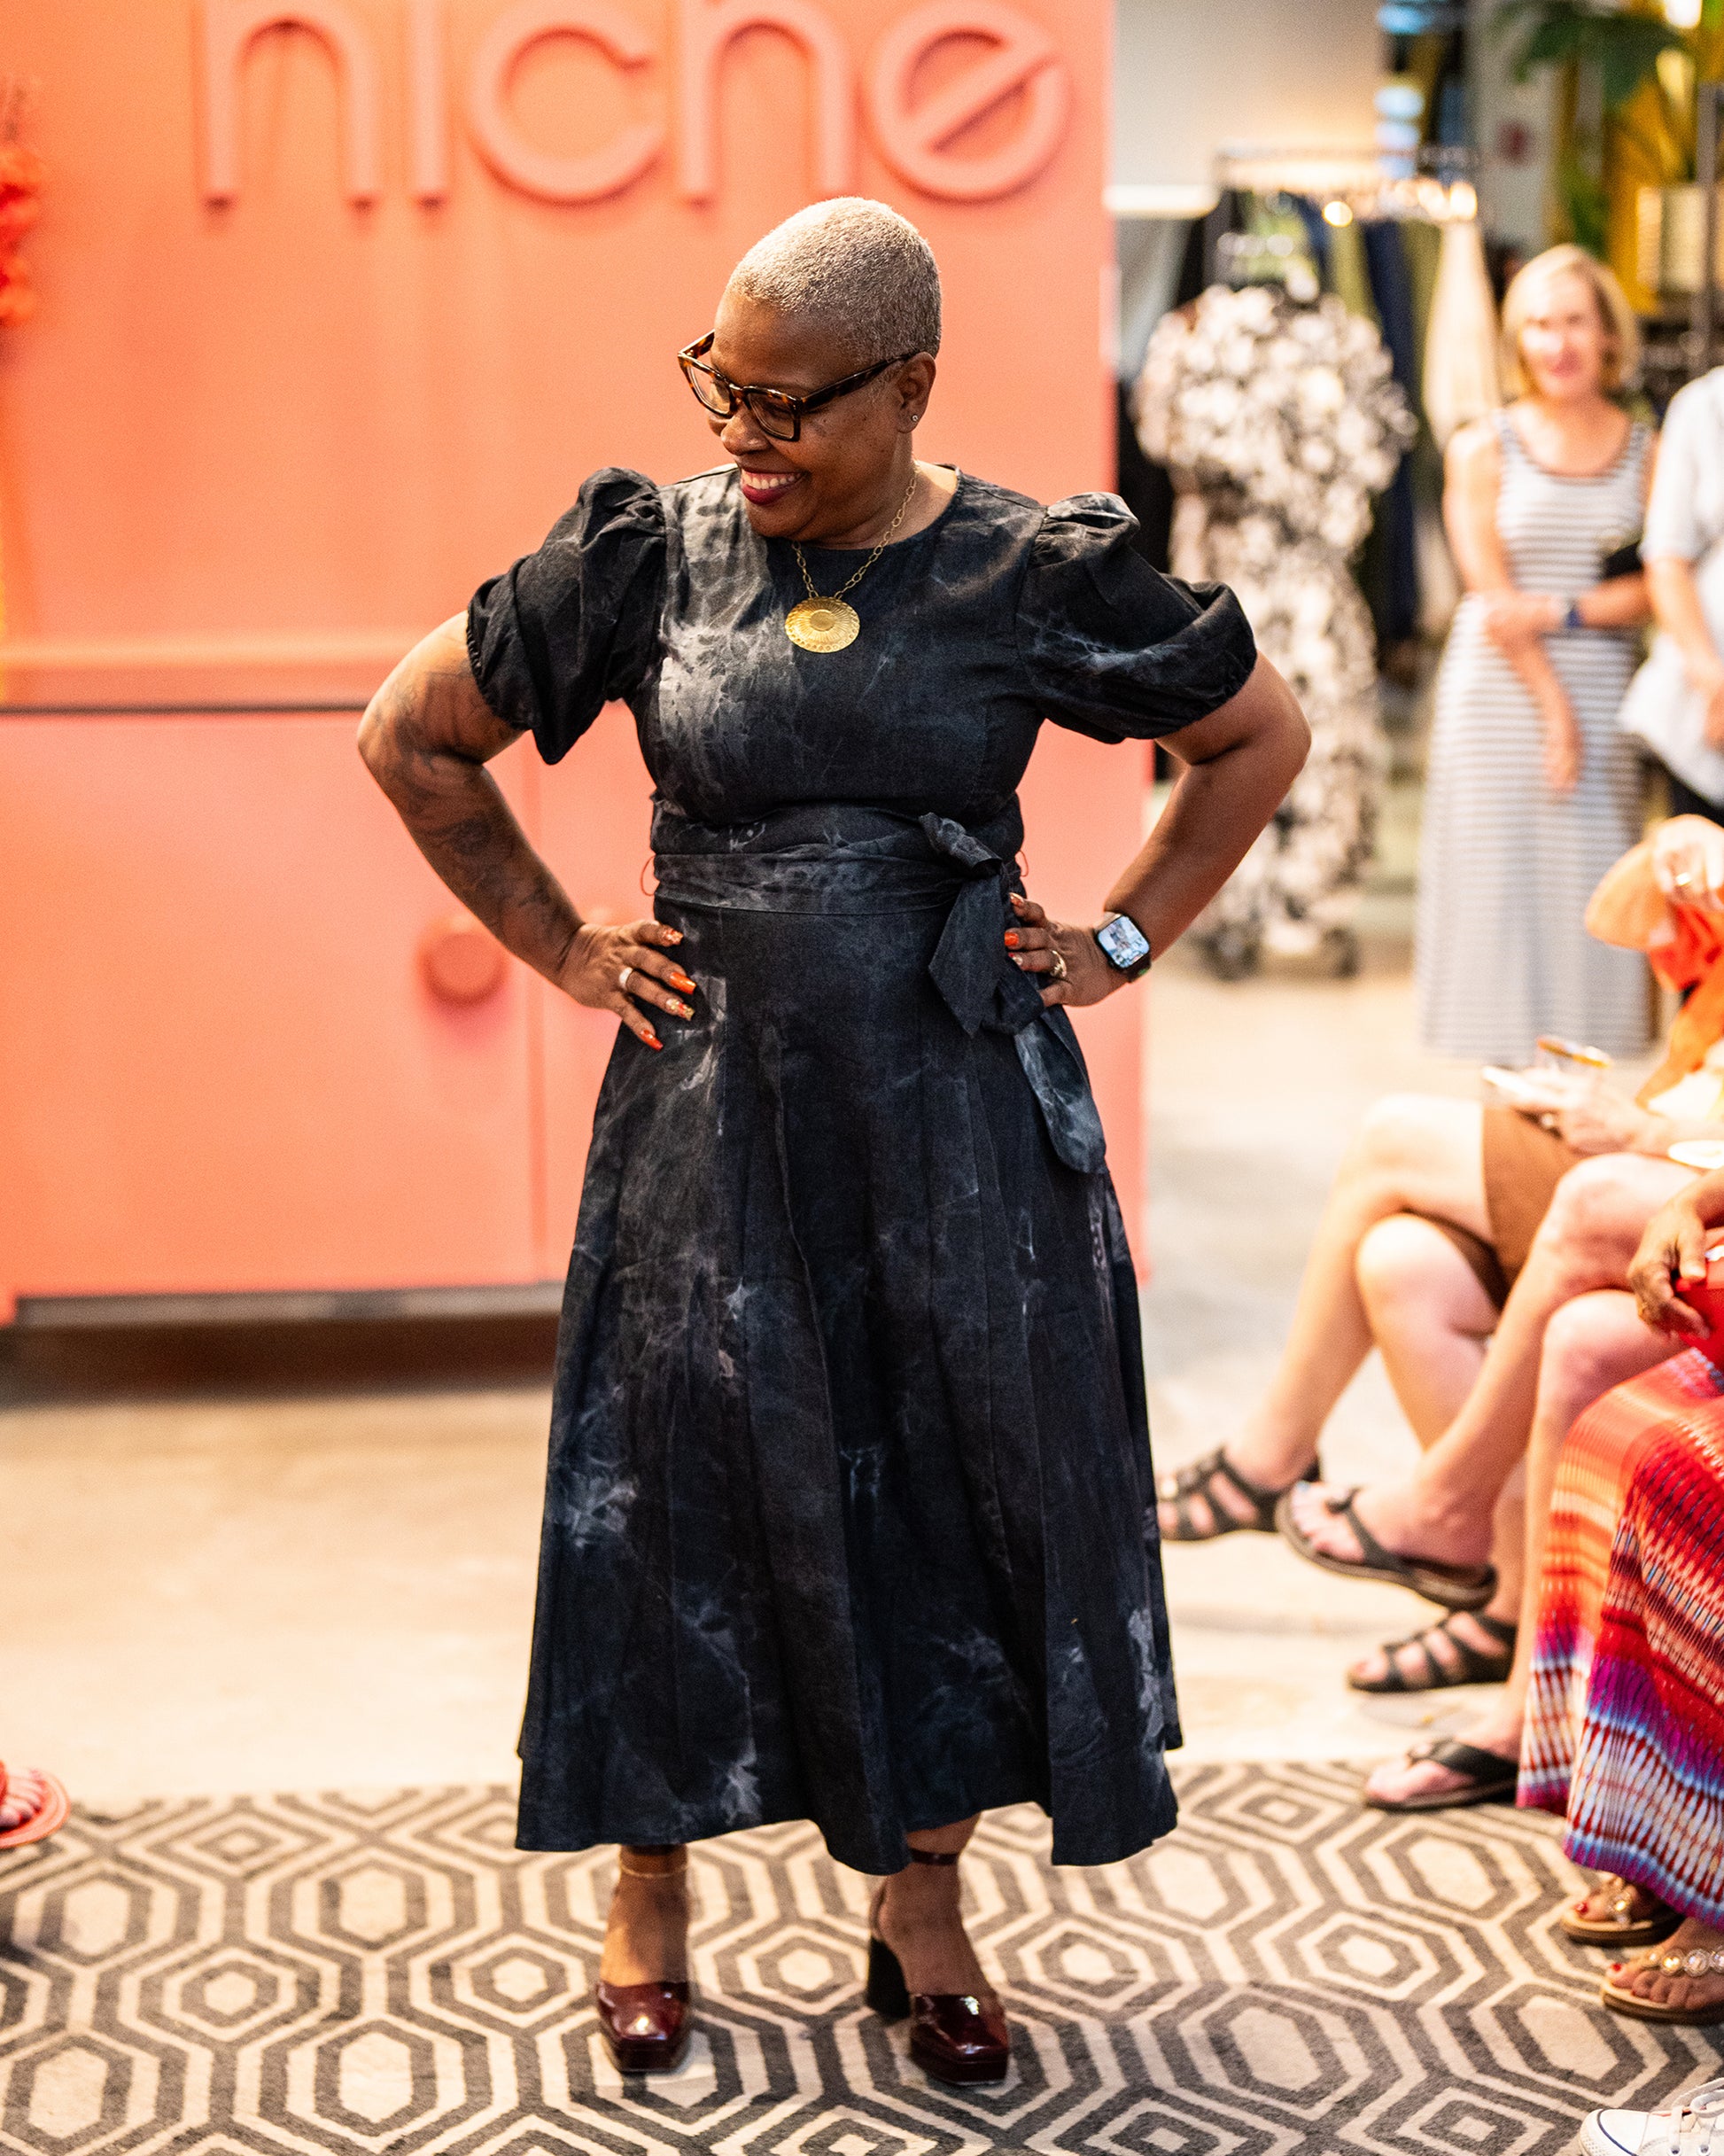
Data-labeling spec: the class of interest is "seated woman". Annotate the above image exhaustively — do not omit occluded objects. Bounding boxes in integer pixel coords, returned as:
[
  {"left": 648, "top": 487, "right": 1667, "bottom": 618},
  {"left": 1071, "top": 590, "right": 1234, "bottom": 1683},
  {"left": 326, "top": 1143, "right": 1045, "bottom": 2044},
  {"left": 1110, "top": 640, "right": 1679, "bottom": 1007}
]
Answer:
[
  {"left": 1162, "top": 816, "right": 1724, "bottom": 1707},
  {"left": 1519, "top": 1184, "right": 1724, "bottom": 2024}
]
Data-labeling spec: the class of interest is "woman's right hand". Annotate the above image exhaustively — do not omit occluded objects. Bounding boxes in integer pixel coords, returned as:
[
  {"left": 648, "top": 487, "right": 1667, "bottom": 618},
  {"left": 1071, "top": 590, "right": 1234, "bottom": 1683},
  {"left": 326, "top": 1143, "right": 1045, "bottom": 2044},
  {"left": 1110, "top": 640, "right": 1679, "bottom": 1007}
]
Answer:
[
  {"left": 1542, "top": 695, "right": 1581, "bottom": 793},
  {"left": 555, "top": 917, "right": 697, "bottom": 1053}
]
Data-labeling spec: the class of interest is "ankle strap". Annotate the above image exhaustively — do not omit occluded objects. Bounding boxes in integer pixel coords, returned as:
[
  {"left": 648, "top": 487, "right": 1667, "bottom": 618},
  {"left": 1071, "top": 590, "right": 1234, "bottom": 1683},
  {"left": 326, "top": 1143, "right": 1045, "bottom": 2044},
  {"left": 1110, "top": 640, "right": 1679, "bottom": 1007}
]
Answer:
[
  {"left": 617, "top": 1845, "right": 688, "bottom": 1877},
  {"left": 907, "top": 1849, "right": 960, "bottom": 1866}
]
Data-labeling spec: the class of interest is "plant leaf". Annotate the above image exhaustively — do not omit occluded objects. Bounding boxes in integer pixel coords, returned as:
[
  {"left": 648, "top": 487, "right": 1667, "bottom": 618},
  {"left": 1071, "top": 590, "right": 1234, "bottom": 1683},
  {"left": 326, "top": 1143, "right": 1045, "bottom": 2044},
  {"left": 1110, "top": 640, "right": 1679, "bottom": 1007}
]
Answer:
[{"left": 1596, "top": 16, "right": 1688, "bottom": 106}]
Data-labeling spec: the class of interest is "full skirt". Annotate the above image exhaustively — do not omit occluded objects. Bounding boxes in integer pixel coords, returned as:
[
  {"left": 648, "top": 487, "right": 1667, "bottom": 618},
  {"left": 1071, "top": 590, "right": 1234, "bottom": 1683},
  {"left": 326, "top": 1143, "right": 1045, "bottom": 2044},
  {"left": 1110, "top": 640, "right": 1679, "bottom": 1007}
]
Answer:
[{"left": 515, "top": 822, "right": 1180, "bottom": 1876}]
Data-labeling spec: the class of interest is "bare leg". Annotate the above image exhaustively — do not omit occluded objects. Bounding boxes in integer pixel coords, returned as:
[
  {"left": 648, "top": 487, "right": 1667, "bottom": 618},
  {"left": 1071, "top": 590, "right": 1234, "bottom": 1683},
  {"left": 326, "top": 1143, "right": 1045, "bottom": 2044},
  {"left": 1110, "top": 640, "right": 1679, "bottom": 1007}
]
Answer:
[
  {"left": 1286, "top": 1155, "right": 1691, "bottom": 1571},
  {"left": 1363, "top": 1288, "right": 1675, "bottom": 1805},
  {"left": 601, "top": 1845, "right": 690, "bottom": 1985},
  {"left": 873, "top": 1816, "right": 994, "bottom": 1999},
  {"left": 1357, "top": 1215, "right": 1496, "bottom": 1446},
  {"left": 1159, "top": 1096, "right": 1489, "bottom": 1536},
  {"left": 1347, "top": 1216, "right": 1521, "bottom": 1685}
]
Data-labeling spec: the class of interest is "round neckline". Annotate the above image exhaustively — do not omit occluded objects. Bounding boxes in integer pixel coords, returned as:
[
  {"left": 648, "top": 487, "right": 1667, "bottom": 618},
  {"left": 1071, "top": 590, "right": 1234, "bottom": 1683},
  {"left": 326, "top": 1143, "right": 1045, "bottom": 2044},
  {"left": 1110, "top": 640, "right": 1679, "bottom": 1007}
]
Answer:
[
  {"left": 767, "top": 469, "right": 966, "bottom": 555},
  {"left": 1501, "top": 409, "right": 1635, "bottom": 481}
]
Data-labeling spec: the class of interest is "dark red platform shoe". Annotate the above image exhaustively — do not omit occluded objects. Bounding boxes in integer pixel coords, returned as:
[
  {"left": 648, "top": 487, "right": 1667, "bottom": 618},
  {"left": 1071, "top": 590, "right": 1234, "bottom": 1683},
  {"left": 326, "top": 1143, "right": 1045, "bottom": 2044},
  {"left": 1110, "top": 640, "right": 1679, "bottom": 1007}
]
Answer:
[
  {"left": 594, "top": 1979, "right": 692, "bottom": 2073},
  {"left": 595, "top": 1847, "right": 693, "bottom": 2074},
  {"left": 866, "top": 1849, "right": 1011, "bottom": 2085}
]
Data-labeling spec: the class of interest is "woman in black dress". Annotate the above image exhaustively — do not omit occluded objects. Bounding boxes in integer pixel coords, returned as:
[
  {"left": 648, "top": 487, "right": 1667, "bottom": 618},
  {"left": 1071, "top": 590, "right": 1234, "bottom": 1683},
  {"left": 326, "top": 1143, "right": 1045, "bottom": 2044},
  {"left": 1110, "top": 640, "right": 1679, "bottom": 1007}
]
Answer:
[{"left": 360, "top": 198, "right": 1307, "bottom": 2085}]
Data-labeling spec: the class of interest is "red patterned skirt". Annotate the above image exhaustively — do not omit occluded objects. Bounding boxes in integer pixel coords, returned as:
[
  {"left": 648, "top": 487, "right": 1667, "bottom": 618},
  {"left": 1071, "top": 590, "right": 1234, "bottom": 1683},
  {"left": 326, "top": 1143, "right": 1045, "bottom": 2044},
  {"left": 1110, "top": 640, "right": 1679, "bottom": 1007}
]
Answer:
[{"left": 1519, "top": 1349, "right": 1724, "bottom": 1926}]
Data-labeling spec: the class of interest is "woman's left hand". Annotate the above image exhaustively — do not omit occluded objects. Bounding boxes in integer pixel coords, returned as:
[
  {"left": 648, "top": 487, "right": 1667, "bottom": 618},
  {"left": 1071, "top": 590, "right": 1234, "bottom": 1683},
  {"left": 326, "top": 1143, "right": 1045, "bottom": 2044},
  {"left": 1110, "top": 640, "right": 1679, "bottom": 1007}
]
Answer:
[{"left": 1006, "top": 891, "right": 1120, "bottom": 1008}]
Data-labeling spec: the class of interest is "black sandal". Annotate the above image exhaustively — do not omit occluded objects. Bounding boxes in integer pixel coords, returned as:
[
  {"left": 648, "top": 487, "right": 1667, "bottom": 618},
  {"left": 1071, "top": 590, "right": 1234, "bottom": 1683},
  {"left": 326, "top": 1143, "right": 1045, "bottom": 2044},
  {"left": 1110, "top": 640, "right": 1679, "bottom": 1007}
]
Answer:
[
  {"left": 1348, "top": 1610, "right": 1517, "bottom": 1694},
  {"left": 1275, "top": 1483, "right": 1497, "bottom": 1611},
  {"left": 1158, "top": 1446, "right": 1307, "bottom": 1542},
  {"left": 1364, "top": 1738, "right": 1520, "bottom": 1812}
]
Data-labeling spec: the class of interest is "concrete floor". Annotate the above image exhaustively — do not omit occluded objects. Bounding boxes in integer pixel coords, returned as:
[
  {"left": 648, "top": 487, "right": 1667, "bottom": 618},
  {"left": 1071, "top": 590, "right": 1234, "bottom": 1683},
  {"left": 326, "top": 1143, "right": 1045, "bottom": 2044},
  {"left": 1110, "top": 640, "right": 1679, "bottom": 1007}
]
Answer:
[{"left": 1, "top": 915, "right": 1516, "bottom": 1809}]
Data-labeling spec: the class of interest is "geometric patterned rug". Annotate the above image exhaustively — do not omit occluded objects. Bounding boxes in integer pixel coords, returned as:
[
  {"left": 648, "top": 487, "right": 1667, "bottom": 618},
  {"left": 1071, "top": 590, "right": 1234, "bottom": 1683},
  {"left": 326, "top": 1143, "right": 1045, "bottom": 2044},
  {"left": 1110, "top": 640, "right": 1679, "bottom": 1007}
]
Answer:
[{"left": 2, "top": 1761, "right": 1717, "bottom": 2156}]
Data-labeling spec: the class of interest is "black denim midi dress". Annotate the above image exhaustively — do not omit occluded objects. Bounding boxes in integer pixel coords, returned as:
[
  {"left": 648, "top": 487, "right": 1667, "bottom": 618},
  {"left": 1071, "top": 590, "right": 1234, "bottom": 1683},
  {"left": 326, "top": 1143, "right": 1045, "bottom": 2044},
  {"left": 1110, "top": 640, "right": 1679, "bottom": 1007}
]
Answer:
[{"left": 466, "top": 465, "right": 1256, "bottom": 1874}]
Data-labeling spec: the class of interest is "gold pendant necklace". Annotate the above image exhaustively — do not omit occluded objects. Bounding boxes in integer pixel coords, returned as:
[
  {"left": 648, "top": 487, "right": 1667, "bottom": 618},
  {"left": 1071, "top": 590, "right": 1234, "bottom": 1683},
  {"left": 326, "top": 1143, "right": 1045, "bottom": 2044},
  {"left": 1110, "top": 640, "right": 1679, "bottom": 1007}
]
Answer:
[{"left": 785, "top": 473, "right": 919, "bottom": 653}]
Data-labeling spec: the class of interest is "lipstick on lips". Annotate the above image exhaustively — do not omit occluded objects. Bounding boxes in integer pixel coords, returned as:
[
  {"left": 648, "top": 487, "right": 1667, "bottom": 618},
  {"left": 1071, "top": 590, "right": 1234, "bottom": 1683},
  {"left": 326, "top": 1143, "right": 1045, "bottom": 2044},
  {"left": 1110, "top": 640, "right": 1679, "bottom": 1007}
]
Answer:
[{"left": 737, "top": 467, "right": 801, "bottom": 507}]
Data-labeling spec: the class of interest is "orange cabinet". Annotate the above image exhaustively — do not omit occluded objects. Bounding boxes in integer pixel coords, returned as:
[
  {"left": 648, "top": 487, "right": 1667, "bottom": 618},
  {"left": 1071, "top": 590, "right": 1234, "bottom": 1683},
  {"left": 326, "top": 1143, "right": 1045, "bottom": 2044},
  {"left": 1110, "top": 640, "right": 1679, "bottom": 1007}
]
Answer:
[{"left": 0, "top": 712, "right": 582, "bottom": 1317}]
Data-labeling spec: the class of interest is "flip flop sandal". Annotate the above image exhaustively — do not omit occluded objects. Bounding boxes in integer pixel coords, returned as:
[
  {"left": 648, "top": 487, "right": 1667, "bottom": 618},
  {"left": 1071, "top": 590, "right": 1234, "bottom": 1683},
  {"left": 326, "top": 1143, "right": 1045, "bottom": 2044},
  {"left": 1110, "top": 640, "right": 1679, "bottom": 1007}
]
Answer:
[
  {"left": 1348, "top": 1610, "right": 1518, "bottom": 1694},
  {"left": 1363, "top": 1738, "right": 1520, "bottom": 1813},
  {"left": 1158, "top": 1446, "right": 1308, "bottom": 1542},
  {"left": 1600, "top": 1944, "right": 1724, "bottom": 2025},
  {"left": 1275, "top": 1484, "right": 1497, "bottom": 1611},
  {"left": 0, "top": 1762, "right": 71, "bottom": 1851},
  {"left": 1561, "top": 1877, "right": 1681, "bottom": 1949}
]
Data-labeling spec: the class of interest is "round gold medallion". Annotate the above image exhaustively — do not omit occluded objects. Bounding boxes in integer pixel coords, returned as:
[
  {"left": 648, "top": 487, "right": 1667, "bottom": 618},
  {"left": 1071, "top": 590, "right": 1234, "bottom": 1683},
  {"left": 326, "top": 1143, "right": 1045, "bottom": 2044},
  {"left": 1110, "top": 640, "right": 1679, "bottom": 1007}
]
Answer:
[{"left": 785, "top": 595, "right": 861, "bottom": 653}]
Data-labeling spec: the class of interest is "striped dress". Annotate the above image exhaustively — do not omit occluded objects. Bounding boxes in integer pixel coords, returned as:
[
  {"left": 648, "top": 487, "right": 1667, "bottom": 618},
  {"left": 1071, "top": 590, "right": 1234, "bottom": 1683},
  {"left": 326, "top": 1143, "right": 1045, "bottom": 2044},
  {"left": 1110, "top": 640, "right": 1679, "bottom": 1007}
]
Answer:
[
  {"left": 1417, "top": 414, "right": 1650, "bottom": 1062},
  {"left": 1520, "top": 1351, "right": 1724, "bottom": 1928}
]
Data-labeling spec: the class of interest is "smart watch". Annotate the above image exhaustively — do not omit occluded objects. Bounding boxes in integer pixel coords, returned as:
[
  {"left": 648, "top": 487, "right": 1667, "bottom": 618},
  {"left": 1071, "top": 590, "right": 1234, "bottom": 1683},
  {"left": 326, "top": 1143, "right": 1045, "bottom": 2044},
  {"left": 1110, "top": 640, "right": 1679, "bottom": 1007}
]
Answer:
[{"left": 1094, "top": 911, "right": 1153, "bottom": 981}]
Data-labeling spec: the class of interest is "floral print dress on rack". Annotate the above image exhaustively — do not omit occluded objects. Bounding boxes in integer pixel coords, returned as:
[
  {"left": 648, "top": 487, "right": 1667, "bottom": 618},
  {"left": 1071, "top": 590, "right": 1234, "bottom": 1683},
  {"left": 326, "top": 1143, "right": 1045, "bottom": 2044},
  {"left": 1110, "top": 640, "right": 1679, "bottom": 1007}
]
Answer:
[{"left": 1135, "top": 284, "right": 1414, "bottom": 975}]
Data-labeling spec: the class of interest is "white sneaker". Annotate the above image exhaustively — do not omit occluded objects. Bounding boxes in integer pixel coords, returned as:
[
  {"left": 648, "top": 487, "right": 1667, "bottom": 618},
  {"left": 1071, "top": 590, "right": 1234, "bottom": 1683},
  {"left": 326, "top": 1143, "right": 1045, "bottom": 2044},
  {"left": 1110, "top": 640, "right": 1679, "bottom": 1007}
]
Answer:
[{"left": 1584, "top": 2079, "right": 1724, "bottom": 2156}]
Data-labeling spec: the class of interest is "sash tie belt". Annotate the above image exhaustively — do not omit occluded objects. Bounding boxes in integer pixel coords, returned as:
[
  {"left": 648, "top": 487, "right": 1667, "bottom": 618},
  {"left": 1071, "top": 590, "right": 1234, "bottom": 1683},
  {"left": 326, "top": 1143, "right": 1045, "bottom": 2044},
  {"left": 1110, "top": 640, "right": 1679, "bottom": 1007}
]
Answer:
[{"left": 648, "top": 798, "right": 1107, "bottom": 1174}]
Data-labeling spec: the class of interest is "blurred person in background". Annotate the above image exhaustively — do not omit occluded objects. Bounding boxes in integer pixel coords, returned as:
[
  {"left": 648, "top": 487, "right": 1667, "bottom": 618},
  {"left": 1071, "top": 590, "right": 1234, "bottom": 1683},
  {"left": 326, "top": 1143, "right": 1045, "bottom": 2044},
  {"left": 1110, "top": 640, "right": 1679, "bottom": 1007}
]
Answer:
[
  {"left": 1621, "top": 358, "right": 1724, "bottom": 825},
  {"left": 358, "top": 198, "right": 1306, "bottom": 2084},
  {"left": 1417, "top": 245, "right": 1653, "bottom": 1064},
  {"left": 1161, "top": 819, "right": 1724, "bottom": 1741}
]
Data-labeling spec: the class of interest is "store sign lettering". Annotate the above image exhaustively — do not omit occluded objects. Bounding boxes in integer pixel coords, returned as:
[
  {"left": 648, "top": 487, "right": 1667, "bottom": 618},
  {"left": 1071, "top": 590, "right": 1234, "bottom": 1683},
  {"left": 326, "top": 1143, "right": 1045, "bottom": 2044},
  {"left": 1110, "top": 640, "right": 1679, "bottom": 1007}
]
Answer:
[{"left": 198, "top": 0, "right": 1070, "bottom": 206}]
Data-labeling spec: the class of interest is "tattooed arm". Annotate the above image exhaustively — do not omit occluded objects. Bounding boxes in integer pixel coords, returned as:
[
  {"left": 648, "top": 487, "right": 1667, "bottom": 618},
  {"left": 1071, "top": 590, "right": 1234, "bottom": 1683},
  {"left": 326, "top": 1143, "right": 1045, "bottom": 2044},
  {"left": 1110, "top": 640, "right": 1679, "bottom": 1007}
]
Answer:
[{"left": 357, "top": 617, "right": 695, "bottom": 1052}]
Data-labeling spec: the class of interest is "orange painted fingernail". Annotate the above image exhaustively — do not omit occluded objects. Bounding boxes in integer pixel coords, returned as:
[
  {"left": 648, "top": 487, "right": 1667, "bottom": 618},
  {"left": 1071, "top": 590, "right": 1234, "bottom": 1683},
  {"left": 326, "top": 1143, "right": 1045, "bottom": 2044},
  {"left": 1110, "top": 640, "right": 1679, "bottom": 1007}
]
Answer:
[
  {"left": 644, "top": 1032, "right": 663, "bottom": 1051},
  {"left": 1004, "top": 930, "right": 1021, "bottom": 948},
  {"left": 670, "top": 969, "right": 696, "bottom": 992},
  {"left": 672, "top": 1001, "right": 694, "bottom": 1019},
  {"left": 664, "top": 929, "right": 683, "bottom": 943}
]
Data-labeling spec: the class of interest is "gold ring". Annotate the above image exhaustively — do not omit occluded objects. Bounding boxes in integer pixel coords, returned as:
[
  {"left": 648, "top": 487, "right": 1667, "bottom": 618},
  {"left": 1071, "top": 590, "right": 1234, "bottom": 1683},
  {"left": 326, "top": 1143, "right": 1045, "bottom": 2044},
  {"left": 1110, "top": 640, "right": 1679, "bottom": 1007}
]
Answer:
[{"left": 1047, "top": 948, "right": 1068, "bottom": 982}]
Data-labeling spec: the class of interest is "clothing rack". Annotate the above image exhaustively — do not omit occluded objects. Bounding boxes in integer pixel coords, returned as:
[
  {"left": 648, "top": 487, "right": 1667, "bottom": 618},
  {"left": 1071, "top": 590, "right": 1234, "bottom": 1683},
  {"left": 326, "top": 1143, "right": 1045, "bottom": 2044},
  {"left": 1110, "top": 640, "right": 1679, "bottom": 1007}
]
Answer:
[{"left": 1213, "top": 143, "right": 1478, "bottom": 226}]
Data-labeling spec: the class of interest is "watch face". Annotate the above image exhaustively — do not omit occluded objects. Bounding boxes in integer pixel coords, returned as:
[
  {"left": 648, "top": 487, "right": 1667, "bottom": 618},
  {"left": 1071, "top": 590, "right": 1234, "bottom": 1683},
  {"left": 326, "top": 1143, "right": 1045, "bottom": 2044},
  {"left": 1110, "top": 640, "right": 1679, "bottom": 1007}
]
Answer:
[{"left": 1097, "top": 914, "right": 1151, "bottom": 970}]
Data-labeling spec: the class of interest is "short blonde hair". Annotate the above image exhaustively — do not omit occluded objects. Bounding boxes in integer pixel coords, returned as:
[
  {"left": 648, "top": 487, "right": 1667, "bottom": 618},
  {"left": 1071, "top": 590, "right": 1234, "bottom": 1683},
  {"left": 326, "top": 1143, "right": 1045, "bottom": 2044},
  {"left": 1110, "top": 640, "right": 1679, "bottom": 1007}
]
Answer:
[{"left": 1500, "top": 244, "right": 1641, "bottom": 396}]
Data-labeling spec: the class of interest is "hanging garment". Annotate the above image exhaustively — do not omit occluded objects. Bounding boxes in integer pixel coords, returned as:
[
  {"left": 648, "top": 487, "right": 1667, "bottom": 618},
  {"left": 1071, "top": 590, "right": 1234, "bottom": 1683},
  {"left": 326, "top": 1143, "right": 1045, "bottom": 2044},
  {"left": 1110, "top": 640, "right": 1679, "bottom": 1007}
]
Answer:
[
  {"left": 1423, "top": 219, "right": 1503, "bottom": 451},
  {"left": 1135, "top": 284, "right": 1414, "bottom": 961},
  {"left": 1363, "top": 220, "right": 1422, "bottom": 652}
]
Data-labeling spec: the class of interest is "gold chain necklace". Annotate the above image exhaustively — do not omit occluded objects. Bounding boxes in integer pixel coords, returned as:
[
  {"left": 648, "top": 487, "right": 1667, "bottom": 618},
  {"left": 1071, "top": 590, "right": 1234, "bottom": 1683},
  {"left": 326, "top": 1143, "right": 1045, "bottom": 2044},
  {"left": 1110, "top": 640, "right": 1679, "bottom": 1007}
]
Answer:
[{"left": 784, "top": 474, "right": 920, "bottom": 653}]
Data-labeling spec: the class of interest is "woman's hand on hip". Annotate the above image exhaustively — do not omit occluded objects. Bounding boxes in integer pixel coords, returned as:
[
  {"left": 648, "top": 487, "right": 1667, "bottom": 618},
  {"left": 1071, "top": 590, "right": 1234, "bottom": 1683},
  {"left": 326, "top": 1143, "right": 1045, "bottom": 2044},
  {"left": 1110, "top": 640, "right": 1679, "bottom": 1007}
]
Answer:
[
  {"left": 556, "top": 917, "right": 697, "bottom": 1052},
  {"left": 1006, "top": 891, "right": 1118, "bottom": 1009}
]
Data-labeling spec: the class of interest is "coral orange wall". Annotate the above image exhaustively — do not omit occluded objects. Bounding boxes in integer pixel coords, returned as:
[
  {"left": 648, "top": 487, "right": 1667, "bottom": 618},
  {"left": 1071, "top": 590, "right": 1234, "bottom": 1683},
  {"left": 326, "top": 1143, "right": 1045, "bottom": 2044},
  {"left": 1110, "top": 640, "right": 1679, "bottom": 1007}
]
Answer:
[{"left": 0, "top": 0, "right": 1150, "bottom": 1305}]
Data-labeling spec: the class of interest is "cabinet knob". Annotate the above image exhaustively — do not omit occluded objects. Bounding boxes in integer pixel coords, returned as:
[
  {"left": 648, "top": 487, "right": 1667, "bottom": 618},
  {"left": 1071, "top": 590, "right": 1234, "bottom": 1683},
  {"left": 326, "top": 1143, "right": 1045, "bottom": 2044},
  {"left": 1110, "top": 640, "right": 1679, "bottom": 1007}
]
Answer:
[{"left": 420, "top": 913, "right": 507, "bottom": 1004}]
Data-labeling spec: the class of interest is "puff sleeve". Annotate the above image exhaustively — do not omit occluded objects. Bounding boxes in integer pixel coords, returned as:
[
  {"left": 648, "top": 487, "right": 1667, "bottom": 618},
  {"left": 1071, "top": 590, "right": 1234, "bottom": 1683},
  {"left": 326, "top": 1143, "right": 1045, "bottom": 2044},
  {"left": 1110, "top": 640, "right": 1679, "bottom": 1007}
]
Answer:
[
  {"left": 1017, "top": 493, "right": 1257, "bottom": 742},
  {"left": 465, "top": 467, "right": 667, "bottom": 765}
]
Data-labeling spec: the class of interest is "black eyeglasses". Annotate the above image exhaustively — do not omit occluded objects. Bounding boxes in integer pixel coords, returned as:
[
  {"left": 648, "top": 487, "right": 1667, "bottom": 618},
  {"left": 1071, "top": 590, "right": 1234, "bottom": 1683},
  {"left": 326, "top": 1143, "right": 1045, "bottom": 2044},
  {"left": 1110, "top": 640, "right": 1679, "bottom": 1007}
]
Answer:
[{"left": 677, "top": 332, "right": 918, "bottom": 442}]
